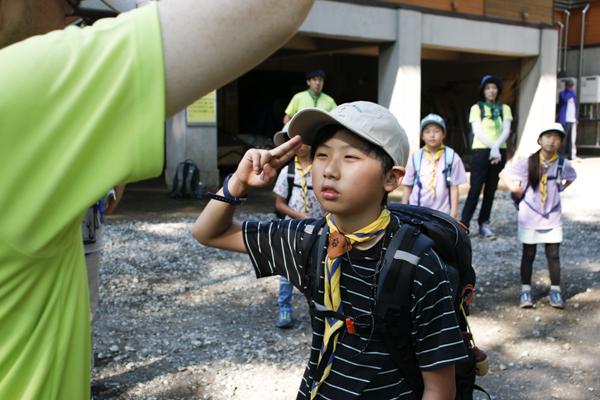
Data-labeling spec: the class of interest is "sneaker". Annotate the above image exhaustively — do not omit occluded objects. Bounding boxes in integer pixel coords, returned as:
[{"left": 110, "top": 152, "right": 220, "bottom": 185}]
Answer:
[
  {"left": 478, "top": 222, "right": 496, "bottom": 240},
  {"left": 277, "top": 306, "right": 293, "bottom": 328},
  {"left": 549, "top": 289, "right": 565, "bottom": 309},
  {"left": 519, "top": 290, "right": 533, "bottom": 308}
]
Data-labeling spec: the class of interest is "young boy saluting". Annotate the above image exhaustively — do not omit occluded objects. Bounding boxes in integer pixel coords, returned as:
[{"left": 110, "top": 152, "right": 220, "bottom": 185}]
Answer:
[
  {"left": 192, "top": 102, "right": 467, "bottom": 399},
  {"left": 402, "top": 114, "right": 467, "bottom": 219}
]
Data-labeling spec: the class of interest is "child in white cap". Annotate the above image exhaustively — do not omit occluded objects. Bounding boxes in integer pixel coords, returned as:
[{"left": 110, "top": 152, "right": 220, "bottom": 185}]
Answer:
[
  {"left": 500, "top": 123, "right": 577, "bottom": 309},
  {"left": 402, "top": 113, "right": 467, "bottom": 219},
  {"left": 192, "top": 101, "right": 468, "bottom": 399},
  {"left": 272, "top": 122, "right": 326, "bottom": 328}
]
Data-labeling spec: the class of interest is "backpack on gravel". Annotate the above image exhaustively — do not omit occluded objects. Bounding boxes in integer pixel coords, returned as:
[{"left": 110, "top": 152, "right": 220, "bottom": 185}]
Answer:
[
  {"left": 299, "top": 203, "right": 489, "bottom": 400},
  {"left": 169, "top": 159, "right": 202, "bottom": 199}
]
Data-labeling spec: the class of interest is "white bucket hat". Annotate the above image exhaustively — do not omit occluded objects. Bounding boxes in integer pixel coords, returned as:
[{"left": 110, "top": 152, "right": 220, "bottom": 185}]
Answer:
[
  {"left": 287, "top": 101, "right": 409, "bottom": 167},
  {"left": 273, "top": 121, "right": 291, "bottom": 146}
]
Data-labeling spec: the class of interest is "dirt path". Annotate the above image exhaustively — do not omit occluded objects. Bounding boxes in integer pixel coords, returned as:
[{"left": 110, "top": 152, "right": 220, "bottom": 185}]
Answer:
[{"left": 93, "top": 159, "right": 600, "bottom": 400}]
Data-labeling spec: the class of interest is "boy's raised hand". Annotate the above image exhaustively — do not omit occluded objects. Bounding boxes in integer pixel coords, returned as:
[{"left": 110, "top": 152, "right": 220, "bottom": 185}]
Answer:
[{"left": 231, "top": 136, "right": 303, "bottom": 194}]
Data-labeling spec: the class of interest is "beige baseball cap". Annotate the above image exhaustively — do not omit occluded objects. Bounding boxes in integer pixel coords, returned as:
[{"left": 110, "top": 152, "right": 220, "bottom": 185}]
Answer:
[{"left": 287, "top": 101, "right": 409, "bottom": 167}]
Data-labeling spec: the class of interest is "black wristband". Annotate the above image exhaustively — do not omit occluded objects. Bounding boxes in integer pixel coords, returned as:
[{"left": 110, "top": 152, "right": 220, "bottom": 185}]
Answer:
[{"left": 206, "top": 173, "right": 247, "bottom": 205}]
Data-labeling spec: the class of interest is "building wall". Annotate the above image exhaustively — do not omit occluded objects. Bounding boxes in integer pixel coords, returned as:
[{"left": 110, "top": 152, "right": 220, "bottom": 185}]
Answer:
[
  {"left": 374, "top": 0, "right": 553, "bottom": 24},
  {"left": 554, "top": 3, "right": 600, "bottom": 47}
]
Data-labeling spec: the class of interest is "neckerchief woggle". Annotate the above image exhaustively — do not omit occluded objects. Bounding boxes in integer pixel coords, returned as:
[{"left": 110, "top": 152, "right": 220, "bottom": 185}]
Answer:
[
  {"left": 310, "top": 208, "right": 391, "bottom": 399},
  {"left": 307, "top": 89, "right": 322, "bottom": 107}
]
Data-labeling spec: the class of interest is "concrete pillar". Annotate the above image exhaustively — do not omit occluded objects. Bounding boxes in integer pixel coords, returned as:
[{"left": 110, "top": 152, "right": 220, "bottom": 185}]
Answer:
[
  {"left": 165, "top": 110, "right": 220, "bottom": 189},
  {"left": 378, "top": 9, "right": 422, "bottom": 161},
  {"left": 516, "top": 28, "right": 559, "bottom": 158}
]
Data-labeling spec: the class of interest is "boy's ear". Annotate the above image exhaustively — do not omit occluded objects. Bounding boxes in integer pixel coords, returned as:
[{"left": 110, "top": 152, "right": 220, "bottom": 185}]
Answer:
[{"left": 384, "top": 166, "right": 405, "bottom": 192}]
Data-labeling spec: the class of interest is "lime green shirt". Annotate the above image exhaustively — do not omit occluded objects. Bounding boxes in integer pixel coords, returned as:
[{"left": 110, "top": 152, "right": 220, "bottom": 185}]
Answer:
[
  {"left": 284, "top": 90, "right": 337, "bottom": 117},
  {"left": 469, "top": 103, "right": 513, "bottom": 149},
  {"left": 0, "top": 4, "right": 165, "bottom": 399}
]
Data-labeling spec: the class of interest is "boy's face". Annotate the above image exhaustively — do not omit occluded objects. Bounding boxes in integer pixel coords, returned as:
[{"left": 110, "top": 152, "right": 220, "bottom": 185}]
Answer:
[
  {"left": 483, "top": 83, "right": 498, "bottom": 102},
  {"left": 306, "top": 76, "right": 324, "bottom": 96},
  {"left": 538, "top": 131, "right": 563, "bottom": 153},
  {"left": 420, "top": 124, "right": 445, "bottom": 150},
  {"left": 311, "top": 129, "right": 403, "bottom": 218}
]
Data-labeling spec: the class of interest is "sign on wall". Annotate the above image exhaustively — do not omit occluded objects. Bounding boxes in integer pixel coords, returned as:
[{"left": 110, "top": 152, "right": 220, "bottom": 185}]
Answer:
[{"left": 187, "top": 91, "right": 216, "bottom": 126}]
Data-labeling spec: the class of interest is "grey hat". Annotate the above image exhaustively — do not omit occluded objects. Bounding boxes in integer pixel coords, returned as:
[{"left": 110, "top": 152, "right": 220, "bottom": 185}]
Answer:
[
  {"left": 287, "top": 101, "right": 409, "bottom": 167},
  {"left": 420, "top": 113, "right": 446, "bottom": 132},
  {"left": 539, "top": 123, "right": 566, "bottom": 140},
  {"left": 273, "top": 121, "right": 291, "bottom": 146}
]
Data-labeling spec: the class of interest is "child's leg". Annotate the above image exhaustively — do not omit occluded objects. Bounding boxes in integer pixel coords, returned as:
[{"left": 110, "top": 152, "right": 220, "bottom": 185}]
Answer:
[
  {"left": 545, "top": 243, "right": 561, "bottom": 286},
  {"left": 278, "top": 276, "right": 294, "bottom": 308},
  {"left": 520, "top": 244, "right": 537, "bottom": 285}
]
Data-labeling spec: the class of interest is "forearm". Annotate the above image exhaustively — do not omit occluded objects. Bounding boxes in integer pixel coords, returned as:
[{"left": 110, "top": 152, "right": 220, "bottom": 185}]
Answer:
[
  {"left": 499, "top": 172, "right": 521, "bottom": 194},
  {"left": 159, "top": 0, "right": 316, "bottom": 118},
  {"left": 283, "top": 114, "right": 292, "bottom": 124},
  {"left": 191, "top": 175, "right": 248, "bottom": 253},
  {"left": 402, "top": 186, "right": 412, "bottom": 205},
  {"left": 492, "top": 118, "right": 511, "bottom": 150},
  {"left": 450, "top": 186, "right": 459, "bottom": 219},
  {"left": 104, "top": 184, "right": 126, "bottom": 215}
]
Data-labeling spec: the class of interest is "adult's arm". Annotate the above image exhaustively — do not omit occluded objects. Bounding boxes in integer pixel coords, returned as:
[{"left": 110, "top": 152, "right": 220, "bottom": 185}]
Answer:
[
  {"left": 471, "top": 121, "right": 495, "bottom": 149},
  {"left": 158, "top": 0, "right": 316, "bottom": 118},
  {"left": 490, "top": 118, "right": 511, "bottom": 159}
]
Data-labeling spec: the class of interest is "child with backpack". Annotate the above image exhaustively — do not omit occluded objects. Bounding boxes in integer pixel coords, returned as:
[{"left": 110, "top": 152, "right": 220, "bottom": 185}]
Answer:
[
  {"left": 499, "top": 123, "right": 577, "bottom": 309},
  {"left": 402, "top": 114, "right": 467, "bottom": 219},
  {"left": 272, "top": 123, "right": 326, "bottom": 328},
  {"left": 193, "top": 101, "right": 469, "bottom": 399}
]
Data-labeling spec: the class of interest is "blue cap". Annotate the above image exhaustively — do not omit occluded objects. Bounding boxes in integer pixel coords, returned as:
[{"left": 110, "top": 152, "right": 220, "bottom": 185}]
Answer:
[
  {"left": 478, "top": 75, "right": 504, "bottom": 97},
  {"left": 420, "top": 113, "right": 446, "bottom": 132}
]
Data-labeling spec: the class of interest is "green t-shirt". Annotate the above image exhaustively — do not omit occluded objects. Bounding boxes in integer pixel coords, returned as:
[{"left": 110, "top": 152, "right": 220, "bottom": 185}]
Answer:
[
  {"left": 284, "top": 89, "right": 337, "bottom": 117},
  {"left": 0, "top": 4, "right": 165, "bottom": 400},
  {"left": 469, "top": 103, "right": 513, "bottom": 149}
]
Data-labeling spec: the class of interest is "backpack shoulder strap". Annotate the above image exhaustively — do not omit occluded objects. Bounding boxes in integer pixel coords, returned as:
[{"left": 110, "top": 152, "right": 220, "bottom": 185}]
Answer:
[
  {"left": 412, "top": 149, "right": 423, "bottom": 188},
  {"left": 444, "top": 147, "right": 455, "bottom": 189},
  {"left": 375, "top": 223, "right": 435, "bottom": 398},
  {"left": 499, "top": 103, "right": 504, "bottom": 120},
  {"left": 300, "top": 218, "right": 329, "bottom": 303},
  {"left": 285, "top": 162, "right": 295, "bottom": 205},
  {"left": 477, "top": 101, "right": 485, "bottom": 120}
]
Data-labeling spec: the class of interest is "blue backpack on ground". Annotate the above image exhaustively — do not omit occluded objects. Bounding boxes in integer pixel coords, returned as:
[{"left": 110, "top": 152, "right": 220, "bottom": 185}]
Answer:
[
  {"left": 412, "top": 147, "right": 455, "bottom": 206},
  {"left": 169, "top": 159, "right": 202, "bottom": 199}
]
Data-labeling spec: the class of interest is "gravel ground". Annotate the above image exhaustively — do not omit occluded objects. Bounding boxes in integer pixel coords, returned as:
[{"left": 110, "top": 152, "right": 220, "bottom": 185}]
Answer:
[{"left": 92, "top": 158, "right": 600, "bottom": 400}]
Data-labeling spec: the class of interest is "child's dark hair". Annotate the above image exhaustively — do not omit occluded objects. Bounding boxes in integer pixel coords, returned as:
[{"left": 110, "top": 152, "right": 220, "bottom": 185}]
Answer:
[
  {"left": 527, "top": 150, "right": 541, "bottom": 190},
  {"left": 309, "top": 124, "right": 395, "bottom": 205}
]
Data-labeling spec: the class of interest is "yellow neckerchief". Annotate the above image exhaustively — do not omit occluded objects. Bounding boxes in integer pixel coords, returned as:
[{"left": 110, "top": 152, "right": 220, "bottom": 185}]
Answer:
[
  {"left": 294, "top": 156, "right": 313, "bottom": 212},
  {"left": 540, "top": 153, "right": 558, "bottom": 206},
  {"left": 310, "top": 209, "right": 391, "bottom": 399},
  {"left": 424, "top": 144, "right": 445, "bottom": 199}
]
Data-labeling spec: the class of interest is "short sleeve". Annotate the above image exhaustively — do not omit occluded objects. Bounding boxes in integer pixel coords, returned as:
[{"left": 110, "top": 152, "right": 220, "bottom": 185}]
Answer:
[
  {"left": 562, "top": 159, "right": 578, "bottom": 183},
  {"left": 242, "top": 218, "right": 315, "bottom": 289},
  {"left": 402, "top": 154, "right": 416, "bottom": 187},
  {"left": 501, "top": 158, "right": 528, "bottom": 184},
  {"left": 450, "top": 154, "right": 468, "bottom": 186},
  {"left": 469, "top": 104, "right": 482, "bottom": 124},
  {"left": 284, "top": 94, "right": 300, "bottom": 117},
  {"left": 502, "top": 104, "right": 513, "bottom": 121}
]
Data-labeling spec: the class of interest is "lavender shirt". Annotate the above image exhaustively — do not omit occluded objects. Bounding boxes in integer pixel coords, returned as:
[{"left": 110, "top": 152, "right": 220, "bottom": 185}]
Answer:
[
  {"left": 403, "top": 148, "right": 468, "bottom": 215},
  {"left": 501, "top": 158, "right": 577, "bottom": 230}
]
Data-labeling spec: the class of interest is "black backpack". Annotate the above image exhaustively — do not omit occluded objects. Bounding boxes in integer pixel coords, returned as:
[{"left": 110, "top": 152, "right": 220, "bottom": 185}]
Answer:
[
  {"left": 169, "top": 159, "right": 202, "bottom": 199},
  {"left": 299, "top": 203, "right": 487, "bottom": 400}
]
